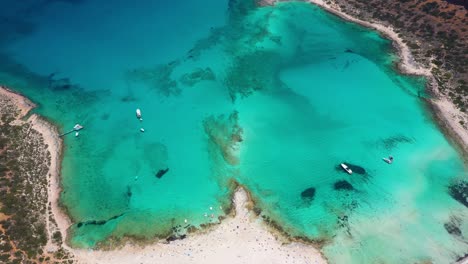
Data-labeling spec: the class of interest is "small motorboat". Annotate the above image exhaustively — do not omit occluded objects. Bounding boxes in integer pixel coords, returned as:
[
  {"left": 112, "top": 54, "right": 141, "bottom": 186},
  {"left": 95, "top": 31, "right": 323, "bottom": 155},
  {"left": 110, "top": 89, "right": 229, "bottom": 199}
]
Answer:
[
  {"left": 73, "top": 124, "right": 83, "bottom": 131},
  {"left": 140, "top": 128, "right": 145, "bottom": 133},
  {"left": 340, "top": 163, "right": 353, "bottom": 175},
  {"left": 75, "top": 132, "right": 79, "bottom": 137},
  {"left": 136, "top": 108, "right": 142, "bottom": 120},
  {"left": 383, "top": 156, "right": 394, "bottom": 164}
]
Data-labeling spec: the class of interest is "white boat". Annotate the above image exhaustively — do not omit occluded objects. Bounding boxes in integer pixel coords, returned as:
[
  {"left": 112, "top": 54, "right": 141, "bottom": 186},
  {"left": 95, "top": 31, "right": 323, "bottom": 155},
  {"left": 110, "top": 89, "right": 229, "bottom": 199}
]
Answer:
[
  {"left": 75, "top": 132, "right": 79, "bottom": 137},
  {"left": 136, "top": 109, "right": 142, "bottom": 119},
  {"left": 140, "top": 128, "right": 145, "bottom": 133},
  {"left": 73, "top": 124, "right": 83, "bottom": 131},
  {"left": 340, "top": 163, "right": 353, "bottom": 175}
]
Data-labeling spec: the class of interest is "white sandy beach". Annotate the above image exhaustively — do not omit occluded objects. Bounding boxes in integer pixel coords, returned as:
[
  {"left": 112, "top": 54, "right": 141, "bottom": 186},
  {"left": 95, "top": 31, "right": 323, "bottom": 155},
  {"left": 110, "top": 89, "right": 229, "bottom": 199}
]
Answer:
[
  {"left": 29, "top": 114, "right": 72, "bottom": 252},
  {"left": 73, "top": 188, "right": 327, "bottom": 264},
  {"left": 1, "top": 84, "right": 328, "bottom": 263}
]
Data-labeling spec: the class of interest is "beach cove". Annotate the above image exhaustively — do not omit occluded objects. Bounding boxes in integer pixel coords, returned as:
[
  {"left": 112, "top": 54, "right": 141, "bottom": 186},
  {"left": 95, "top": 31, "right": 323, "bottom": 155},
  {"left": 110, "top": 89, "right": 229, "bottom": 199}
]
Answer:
[{"left": 0, "top": 0, "right": 467, "bottom": 263}]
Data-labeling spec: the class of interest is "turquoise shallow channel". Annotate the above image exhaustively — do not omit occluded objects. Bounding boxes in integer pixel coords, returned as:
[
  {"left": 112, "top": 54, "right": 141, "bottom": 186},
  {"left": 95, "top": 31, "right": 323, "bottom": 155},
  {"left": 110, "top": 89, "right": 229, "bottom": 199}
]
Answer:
[{"left": 1, "top": 0, "right": 467, "bottom": 263}]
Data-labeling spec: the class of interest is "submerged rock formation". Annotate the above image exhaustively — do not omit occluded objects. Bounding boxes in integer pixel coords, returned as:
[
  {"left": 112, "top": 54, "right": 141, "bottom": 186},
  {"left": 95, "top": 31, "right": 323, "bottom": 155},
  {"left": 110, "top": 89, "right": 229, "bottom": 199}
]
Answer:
[
  {"left": 125, "top": 60, "right": 182, "bottom": 97},
  {"left": 155, "top": 168, "right": 170, "bottom": 179},
  {"left": 179, "top": 67, "right": 216, "bottom": 87},
  {"left": 333, "top": 180, "right": 354, "bottom": 191},
  {"left": 381, "top": 135, "right": 413, "bottom": 150},
  {"left": 203, "top": 111, "right": 243, "bottom": 165},
  {"left": 345, "top": 163, "right": 366, "bottom": 175},
  {"left": 301, "top": 187, "right": 316, "bottom": 201},
  {"left": 449, "top": 180, "right": 468, "bottom": 208},
  {"left": 76, "top": 213, "right": 124, "bottom": 228}
]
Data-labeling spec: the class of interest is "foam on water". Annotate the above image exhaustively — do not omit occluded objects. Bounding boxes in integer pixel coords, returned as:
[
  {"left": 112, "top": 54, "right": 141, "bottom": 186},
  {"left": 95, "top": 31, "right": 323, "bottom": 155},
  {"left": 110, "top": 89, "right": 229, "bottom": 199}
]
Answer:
[{"left": 0, "top": 0, "right": 467, "bottom": 262}]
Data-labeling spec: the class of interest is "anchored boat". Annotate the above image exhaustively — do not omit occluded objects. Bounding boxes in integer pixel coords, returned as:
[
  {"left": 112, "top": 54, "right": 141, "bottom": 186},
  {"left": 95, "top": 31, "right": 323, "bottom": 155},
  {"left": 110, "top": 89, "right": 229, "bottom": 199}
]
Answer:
[
  {"left": 383, "top": 156, "right": 394, "bottom": 164},
  {"left": 340, "top": 163, "right": 353, "bottom": 175},
  {"left": 73, "top": 124, "right": 83, "bottom": 131},
  {"left": 136, "top": 108, "right": 142, "bottom": 120},
  {"left": 60, "top": 124, "right": 83, "bottom": 137}
]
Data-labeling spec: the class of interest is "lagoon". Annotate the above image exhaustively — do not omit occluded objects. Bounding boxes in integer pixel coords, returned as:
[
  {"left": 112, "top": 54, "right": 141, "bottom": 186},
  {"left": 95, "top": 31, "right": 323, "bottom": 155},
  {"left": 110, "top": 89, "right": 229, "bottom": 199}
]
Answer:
[{"left": 0, "top": 0, "right": 467, "bottom": 262}]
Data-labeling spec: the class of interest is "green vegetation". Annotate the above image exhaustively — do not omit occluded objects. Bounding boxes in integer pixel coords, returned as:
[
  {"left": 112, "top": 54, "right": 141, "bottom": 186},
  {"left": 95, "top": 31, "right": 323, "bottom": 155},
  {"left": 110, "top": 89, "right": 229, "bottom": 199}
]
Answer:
[
  {"left": 323, "top": 0, "right": 468, "bottom": 110},
  {"left": 0, "top": 97, "right": 73, "bottom": 263}
]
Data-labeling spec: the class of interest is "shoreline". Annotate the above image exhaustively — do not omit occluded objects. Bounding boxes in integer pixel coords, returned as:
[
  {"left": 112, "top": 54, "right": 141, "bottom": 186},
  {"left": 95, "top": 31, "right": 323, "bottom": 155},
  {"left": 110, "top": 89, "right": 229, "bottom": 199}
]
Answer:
[
  {"left": 0, "top": 86, "right": 36, "bottom": 117},
  {"left": 29, "top": 114, "right": 73, "bottom": 250},
  {"left": 261, "top": 0, "right": 468, "bottom": 161},
  {"left": 1, "top": 84, "right": 328, "bottom": 263},
  {"left": 312, "top": 0, "right": 468, "bottom": 160},
  {"left": 72, "top": 186, "right": 327, "bottom": 264},
  {"left": 0, "top": 85, "right": 73, "bottom": 253}
]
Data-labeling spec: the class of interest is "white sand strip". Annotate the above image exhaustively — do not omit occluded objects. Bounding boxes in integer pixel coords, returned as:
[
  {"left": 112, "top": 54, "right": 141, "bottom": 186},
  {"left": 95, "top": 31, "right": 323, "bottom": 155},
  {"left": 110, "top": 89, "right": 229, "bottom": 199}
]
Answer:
[{"left": 72, "top": 187, "right": 327, "bottom": 264}]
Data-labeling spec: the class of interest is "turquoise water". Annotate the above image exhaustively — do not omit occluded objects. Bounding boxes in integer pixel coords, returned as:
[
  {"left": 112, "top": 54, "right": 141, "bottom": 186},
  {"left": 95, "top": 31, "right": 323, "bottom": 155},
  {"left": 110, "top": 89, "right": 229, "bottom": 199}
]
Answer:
[{"left": 1, "top": 0, "right": 467, "bottom": 262}]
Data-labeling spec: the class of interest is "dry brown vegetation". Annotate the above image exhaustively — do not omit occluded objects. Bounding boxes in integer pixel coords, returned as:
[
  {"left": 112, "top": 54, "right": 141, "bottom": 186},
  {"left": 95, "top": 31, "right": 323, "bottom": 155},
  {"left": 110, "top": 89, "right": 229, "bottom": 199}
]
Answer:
[
  {"left": 0, "top": 94, "right": 73, "bottom": 263},
  {"left": 322, "top": 0, "right": 468, "bottom": 110}
]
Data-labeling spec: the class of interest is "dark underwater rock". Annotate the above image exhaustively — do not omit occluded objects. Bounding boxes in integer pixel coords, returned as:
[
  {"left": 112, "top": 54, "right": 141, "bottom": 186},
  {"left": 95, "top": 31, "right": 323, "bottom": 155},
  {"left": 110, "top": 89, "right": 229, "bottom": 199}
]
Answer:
[
  {"left": 95, "top": 220, "right": 106, "bottom": 226},
  {"left": 120, "top": 95, "right": 137, "bottom": 102},
  {"left": 334, "top": 180, "right": 354, "bottom": 191},
  {"left": 335, "top": 163, "right": 366, "bottom": 175},
  {"left": 166, "top": 235, "right": 177, "bottom": 242},
  {"left": 179, "top": 67, "right": 216, "bottom": 86},
  {"left": 337, "top": 215, "right": 351, "bottom": 236},
  {"left": 337, "top": 215, "right": 349, "bottom": 228},
  {"left": 444, "top": 215, "right": 463, "bottom": 238},
  {"left": 346, "top": 163, "right": 366, "bottom": 175},
  {"left": 125, "top": 60, "right": 182, "bottom": 97},
  {"left": 381, "top": 135, "right": 413, "bottom": 150},
  {"left": 126, "top": 186, "right": 132, "bottom": 197},
  {"left": 166, "top": 234, "right": 187, "bottom": 242},
  {"left": 76, "top": 213, "right": 124, "bottom": 228},
  {"left": 203, "top": 111, "right": 243, "bottom": 165},
  {"left": 301, "top": 187, "right": 316, "bottom": 200},
  {"left": 449, "top": 181, "right": 468, "bottom": 208},
  {"left": 100, "top": 113, "right": 110, "bottom": 120},
  {"left": 156, "top": 168, "right": 169, "bottom": 179},
  {"left": 50, "top": 77, "right": 73, "bottom": 91},
  {"left": 456, "top": 253, "right": 468, "bottom": 263},
  {"left": 444, "top": 222, "right": 462, "bottom": 236}
]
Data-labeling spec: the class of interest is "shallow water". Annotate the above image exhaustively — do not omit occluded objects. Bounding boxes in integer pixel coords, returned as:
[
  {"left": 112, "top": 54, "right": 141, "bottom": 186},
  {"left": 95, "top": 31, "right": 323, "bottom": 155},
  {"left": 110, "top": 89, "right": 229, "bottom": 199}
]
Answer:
[{"left": 0, "top": 0, "right": 467, "bottom": 262}]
